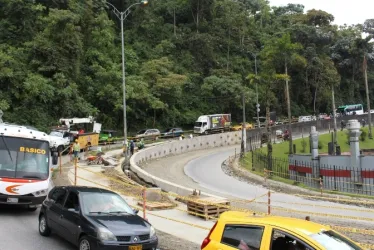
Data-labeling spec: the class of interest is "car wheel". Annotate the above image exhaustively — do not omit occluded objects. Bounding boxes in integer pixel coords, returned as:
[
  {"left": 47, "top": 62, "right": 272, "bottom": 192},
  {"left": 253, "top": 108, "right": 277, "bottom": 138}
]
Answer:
[
  {"left": 39, "top": 214, "right": 51, "bottom": 236},
  {"left": 79, "top": 236, "right": 94, "bottom": 250}
]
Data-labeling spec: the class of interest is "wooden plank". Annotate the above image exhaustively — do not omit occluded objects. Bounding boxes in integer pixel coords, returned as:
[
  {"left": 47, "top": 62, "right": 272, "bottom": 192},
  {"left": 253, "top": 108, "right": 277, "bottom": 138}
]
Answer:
[{"left": 137, "top": 201, "right": 175, "bottom": 211}]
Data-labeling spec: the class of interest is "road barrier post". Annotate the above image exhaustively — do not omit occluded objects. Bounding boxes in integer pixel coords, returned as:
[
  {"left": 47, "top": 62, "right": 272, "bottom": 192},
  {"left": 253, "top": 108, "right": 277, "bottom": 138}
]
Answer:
[
  {"left": 268, "top": 190, "right": 271, "bottom": 215},
  {"left": 319, "top": 177, "right": 323, "bottom": 196},
  {"left": 74, "top": 158, "right": 77, "bottom": 186},
  {"left": 142, "top": 188, "right": 147, "bottom": 220}
]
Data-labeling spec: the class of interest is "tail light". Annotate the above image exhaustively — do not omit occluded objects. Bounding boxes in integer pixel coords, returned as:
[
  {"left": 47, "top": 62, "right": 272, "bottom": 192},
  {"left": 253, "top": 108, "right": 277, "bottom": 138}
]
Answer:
[{"left": 201, "top": 222, "right": 218, "bottom": 249}]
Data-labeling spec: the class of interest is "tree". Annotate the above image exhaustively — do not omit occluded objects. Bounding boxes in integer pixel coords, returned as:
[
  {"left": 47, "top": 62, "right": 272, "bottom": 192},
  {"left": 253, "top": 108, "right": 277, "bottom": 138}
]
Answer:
[{"left": 261, "top": 33, "right": 306, "bottom": 154}]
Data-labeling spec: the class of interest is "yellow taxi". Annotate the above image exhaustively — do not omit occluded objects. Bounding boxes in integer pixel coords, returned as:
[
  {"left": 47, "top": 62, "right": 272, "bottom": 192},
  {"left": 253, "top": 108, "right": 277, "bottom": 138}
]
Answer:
[
  {"left": 231, "top": 123, "right": 253, "bottom": 131},
  {"left": 201, "top": 211, "right": 363, "bottom": 250}
]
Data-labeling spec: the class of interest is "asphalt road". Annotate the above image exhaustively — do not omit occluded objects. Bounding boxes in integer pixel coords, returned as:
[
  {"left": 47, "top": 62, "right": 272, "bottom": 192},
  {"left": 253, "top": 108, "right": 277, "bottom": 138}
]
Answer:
[
  {"left": 0, "top": 205, "right": 76, "bottom": 250},
  {"left": 184, "top": 148, "right": 374, "bottom": 225}
]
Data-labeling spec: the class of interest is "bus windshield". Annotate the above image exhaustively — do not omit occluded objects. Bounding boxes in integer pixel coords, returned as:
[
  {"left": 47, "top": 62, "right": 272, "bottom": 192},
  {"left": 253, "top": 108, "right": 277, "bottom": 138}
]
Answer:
[{"left": 0, "top": 136, "right": 50, "bottom": 180}]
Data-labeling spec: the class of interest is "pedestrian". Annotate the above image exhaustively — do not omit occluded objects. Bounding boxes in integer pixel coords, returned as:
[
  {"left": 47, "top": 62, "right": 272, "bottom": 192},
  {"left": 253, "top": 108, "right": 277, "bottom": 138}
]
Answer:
[
  {"left": 362, "top": 118, "right": 366, "bottom": 127},
  {"left": 130, "top": 140, "right": 135, "bottom": 156},
  {"left": 73, "top": 139, "right": 80, "bottom": 162},
  {"left": 189, "top": 134, "right": 193, "bottom": 139}
]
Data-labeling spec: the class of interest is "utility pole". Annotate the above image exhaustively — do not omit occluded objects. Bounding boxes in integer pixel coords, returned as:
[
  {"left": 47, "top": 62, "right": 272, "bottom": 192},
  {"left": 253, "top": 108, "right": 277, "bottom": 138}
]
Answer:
[
  {"left": 285, "top": 62, "right": 293, "bottom": 154},
  {"left": 364, "top": 55, "right": 373, "bottom": 139},
  {"left": 332, "top": 85, "right": 337, "bottom": 153},
  {"left": 240, "top": 93, "right": 246, "bottom": 158},
  {"left": 255, "top": 54, "right": 260, "bottom": 129}
]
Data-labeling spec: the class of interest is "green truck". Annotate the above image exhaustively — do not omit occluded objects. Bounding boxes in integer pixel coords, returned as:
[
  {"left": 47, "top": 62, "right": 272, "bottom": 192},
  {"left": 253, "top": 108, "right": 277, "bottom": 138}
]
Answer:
[{"left": 99, "top": 130, "right": 117, "bottom": 144}]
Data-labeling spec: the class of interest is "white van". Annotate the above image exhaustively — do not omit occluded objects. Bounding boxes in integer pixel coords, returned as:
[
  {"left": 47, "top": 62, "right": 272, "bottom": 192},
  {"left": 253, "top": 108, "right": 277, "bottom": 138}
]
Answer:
[{"left": 298, "top": 116, "right": 312, "bottom": 123}]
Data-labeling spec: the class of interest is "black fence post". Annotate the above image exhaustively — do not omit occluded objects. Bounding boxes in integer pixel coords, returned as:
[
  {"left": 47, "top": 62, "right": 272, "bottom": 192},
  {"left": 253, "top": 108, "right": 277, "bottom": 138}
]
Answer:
[{"left": 333, "top": 165, "right": 337, "bottom": 191}]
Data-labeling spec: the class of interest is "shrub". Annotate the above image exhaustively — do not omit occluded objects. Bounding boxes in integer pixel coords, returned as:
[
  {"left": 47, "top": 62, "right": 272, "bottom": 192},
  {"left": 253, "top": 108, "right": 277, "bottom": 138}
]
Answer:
[
  {"left": 318, "top": 141, "right": 323, "bottom": 150},
  {"left": 301, "top": 138, "right": 307, "bottom": 153},
  {"left": 360, "top": 128, "right": 368, "bottom": 142}
]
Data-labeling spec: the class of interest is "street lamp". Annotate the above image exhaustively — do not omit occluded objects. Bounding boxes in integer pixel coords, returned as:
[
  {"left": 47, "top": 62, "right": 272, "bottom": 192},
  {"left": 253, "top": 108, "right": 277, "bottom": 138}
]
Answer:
[{"left": 106, "top": 0, "right": 149, "bottom": 168}]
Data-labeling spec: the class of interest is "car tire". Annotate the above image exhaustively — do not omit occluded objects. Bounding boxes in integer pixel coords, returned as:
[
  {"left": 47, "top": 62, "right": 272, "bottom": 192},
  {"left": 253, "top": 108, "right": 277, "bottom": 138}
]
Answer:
[
  {"left": 39, "top": 214, "right": 51, "bottom": 236},
  {"left": 79, "top": 236, "right": 95, "bottom": 250}
]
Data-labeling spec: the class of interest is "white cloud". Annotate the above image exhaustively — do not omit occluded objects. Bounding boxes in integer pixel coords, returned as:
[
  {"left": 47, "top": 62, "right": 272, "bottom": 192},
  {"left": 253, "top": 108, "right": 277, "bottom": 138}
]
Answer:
[{"left": 268, "top": 0, "right": 373, "bottom": 26}]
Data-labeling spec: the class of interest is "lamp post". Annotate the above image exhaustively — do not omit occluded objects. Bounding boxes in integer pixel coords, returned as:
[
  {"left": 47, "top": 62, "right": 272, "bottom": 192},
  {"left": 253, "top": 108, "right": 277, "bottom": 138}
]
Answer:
[{"left": 106, "top": 0, "right": 149, "bottom": 168}]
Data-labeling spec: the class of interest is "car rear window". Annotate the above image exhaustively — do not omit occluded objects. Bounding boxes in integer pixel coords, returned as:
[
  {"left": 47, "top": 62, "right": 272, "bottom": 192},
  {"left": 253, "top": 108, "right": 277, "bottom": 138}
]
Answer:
[{"left": 221, "top": 225, "right": 264, "bottom": 250}]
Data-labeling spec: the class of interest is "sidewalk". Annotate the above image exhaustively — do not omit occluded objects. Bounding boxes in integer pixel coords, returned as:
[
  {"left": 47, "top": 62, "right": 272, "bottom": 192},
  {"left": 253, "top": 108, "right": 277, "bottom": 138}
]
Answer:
[{"left": 60, "top": 145, "right": 212, "bottom": 245}]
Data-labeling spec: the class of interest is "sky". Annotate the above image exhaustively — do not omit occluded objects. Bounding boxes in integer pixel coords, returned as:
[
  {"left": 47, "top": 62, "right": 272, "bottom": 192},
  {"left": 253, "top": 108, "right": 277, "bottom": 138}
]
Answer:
[{"left": 269, "top": 0, "right": 373, "bottom": 26}]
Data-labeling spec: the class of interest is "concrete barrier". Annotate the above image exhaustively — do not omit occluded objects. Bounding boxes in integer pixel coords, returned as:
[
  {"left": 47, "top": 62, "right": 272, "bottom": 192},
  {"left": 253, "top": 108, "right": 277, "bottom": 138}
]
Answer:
[{"left": 129, "top": 131, "right": 242, "bottom": 198}]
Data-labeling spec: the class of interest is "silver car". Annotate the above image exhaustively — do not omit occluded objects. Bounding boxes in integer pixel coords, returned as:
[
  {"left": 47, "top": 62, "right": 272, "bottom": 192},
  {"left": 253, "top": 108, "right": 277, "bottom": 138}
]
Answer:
[{"left": 135, "top": 129, "right": 161, "bottom": 141}]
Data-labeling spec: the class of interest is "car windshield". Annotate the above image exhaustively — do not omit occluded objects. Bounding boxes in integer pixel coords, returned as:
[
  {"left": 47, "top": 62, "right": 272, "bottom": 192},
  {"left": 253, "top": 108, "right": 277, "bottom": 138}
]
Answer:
[
  {"left": 137, "top": 130, "right": 146, "bottom": 135},
  {"left": 309, "top": 230, "right": 362, "bottom": 250},
  {"left": 0, "top": 136, "right": 49, "bottom": 179},
  {"left": 81, "top": 192, "right": 135, "bottom": 215},
  {"left": 195, "top": 122, "right": 202, "bottom": 127},
  {"left": 50, "top": 131, "right": 63, "bottom": 137}
]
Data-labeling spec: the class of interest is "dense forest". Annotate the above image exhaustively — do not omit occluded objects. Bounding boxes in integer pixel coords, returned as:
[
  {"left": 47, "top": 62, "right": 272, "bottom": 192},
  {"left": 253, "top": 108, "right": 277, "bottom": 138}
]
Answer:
[{"left": 1, "top": 0, "right": 374, "bottom": 133}]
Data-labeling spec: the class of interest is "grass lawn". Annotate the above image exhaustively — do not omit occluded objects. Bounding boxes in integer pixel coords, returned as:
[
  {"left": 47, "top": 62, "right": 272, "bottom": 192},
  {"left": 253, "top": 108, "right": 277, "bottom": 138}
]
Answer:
[
  {"left": 251, "top": 127, "right": 374, "bottom": 160},
  {"left": 239, "top": 127, "right": 374, "bottom": 198}
]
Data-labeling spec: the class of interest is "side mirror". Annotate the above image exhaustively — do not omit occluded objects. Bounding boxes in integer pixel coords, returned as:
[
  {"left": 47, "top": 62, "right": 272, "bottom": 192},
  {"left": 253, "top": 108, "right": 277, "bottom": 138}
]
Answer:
[
  {"left": 133, "top": 208, "right": 139, "bottom": 214},
  {"left": 52, "top": 152, "right": 58, "bottom": 165}
]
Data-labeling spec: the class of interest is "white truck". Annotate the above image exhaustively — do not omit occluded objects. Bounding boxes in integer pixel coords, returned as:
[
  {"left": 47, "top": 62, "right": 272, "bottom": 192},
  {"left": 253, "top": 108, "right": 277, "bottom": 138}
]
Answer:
[
  {"left": 48, "top": 131, "right": 71, "bottom": 153},
  {"left": 0, "top": 119, "right": 58, "bottom": 211},
  {"left": 194, "top": 114, "right": 232, "bottom": 135}
]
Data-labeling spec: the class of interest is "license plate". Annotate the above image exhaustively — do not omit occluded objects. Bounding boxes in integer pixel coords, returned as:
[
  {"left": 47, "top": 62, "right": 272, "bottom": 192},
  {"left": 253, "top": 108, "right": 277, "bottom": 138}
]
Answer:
[
  {"left": 7, "top": 198, "right": 18, "bottom": 203},
  {"left": 129, "top": 246, "right": 142, "bottom": 250}
]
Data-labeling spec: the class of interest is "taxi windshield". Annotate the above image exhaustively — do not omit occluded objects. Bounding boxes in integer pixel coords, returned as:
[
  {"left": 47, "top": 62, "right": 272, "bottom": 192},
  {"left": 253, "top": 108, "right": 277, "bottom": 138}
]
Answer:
[
  {"left": 309, "top": 230, "right": 362, "bottom": 250},
  {"left": 0, "top": 136, "right": 49, "bottom": 179}
]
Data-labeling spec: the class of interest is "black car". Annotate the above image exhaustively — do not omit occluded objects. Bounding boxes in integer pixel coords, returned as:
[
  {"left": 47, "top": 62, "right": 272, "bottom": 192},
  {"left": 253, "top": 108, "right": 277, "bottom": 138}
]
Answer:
[{"left": 38, "top": 186, "right": 158, "bottom": 250}]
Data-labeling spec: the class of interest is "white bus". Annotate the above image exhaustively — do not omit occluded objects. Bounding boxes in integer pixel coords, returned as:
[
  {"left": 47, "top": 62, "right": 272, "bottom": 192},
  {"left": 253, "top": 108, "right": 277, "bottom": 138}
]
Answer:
[
  {"left": 0, "top": 123, "right": 58, "bottom": 211},
  {"left": 337, "top": 104, "right": 364, "bottom": 116}
]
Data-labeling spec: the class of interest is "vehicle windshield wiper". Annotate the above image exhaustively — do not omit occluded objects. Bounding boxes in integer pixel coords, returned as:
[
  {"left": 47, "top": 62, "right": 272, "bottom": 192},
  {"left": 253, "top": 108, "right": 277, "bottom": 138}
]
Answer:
[
  {"left": 1, "top": 135, "right": 13, "bottom": 163},
  {"left": 22, "top": 175, "right": 42, "bottom": 179},
  {"left": 89, "top": 211, "right": 111, "bottom": 215},
  {"left": 109, "top": 211, "right": 132, "bottom": 215}
]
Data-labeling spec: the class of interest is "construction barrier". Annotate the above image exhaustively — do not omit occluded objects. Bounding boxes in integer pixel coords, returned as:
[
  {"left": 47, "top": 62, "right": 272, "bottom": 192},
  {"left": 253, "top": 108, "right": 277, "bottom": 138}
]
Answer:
[
  {"left": 65, "top": 164, "right": 374, "bottom": 249},
  {"left": 73, "top": 164, "right": 374, "bottom": 218},
  {"left": 73, "top": 164, "right": 374, "bottom": 223}
]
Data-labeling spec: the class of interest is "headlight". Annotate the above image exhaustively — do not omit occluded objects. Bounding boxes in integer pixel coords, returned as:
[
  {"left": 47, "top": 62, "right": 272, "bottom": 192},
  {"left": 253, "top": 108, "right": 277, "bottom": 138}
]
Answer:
[
  {"left": 32, "top": 189, "right": 48, "bottom": 197},
  {"left": 97, "top": 227, "right": 117, "bottom": 241},
  {"left": 150, "top": 226, "right": 156, "bottom": 238}
]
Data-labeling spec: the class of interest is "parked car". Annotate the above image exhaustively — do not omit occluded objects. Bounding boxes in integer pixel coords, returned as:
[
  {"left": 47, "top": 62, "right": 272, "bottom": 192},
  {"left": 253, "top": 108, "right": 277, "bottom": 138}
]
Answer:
[
  {"left": 134, "top": 129, "right": 161, "bottom": 141},
  {"left": 231, "top": 123, "right": 253, "bottom": 131},
  {"left": 201, "top": 211, "right": 362, "bottom": 250},
  {"left": 38, "top": 186, "right": 158, "bottom": 250},
  {"left": 162, "top": 128, "right": 184, "bottom": 138}
]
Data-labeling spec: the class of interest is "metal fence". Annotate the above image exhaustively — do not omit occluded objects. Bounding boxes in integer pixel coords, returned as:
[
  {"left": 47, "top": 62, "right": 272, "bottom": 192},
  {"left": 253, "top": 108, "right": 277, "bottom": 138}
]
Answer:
[{"left": 250, "top": 151, "right": 374, "bottom": 195}]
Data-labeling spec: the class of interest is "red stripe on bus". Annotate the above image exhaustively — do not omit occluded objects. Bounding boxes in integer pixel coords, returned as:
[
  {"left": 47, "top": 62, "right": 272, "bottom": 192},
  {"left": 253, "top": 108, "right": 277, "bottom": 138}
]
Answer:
[{"left": 0, "top": 178, "right": 43, "bottom": 183}]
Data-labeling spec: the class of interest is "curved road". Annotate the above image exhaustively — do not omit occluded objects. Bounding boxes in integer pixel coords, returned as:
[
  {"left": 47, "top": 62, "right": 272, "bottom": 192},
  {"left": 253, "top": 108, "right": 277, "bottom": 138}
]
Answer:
[{"left": 184, "top": 148, "right": 374, "bottom": 226}]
